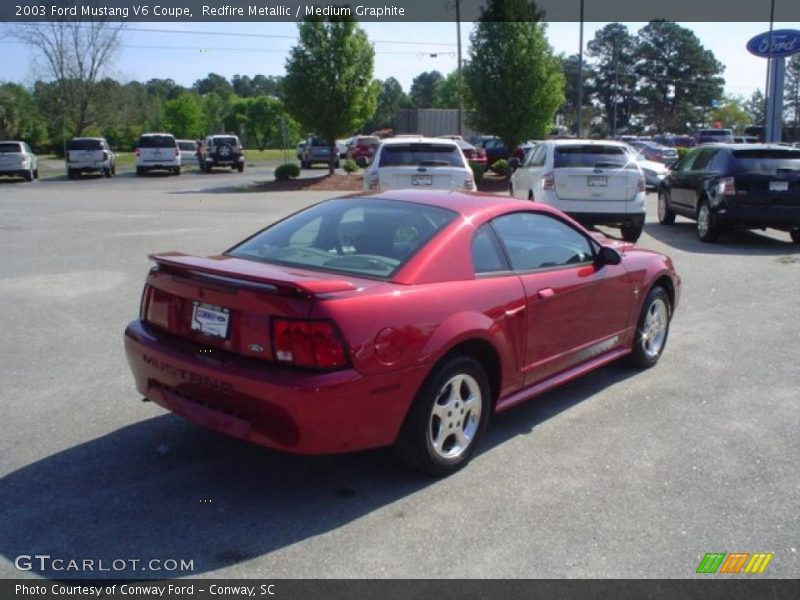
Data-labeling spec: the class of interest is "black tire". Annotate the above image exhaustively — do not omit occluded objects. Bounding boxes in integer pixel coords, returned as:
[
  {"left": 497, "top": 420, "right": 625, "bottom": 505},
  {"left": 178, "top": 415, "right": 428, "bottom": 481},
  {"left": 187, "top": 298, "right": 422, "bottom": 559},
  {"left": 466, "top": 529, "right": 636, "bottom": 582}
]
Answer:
[
  {"left": 621, "top": 222, "right": 643, "bottom": 242},
  {"left": 357, "top": 157, "right": 367, "bottom": 168},
  {"left": 111, "top": 164, "right": 116, "bottom": 176},
  {"left": 696, "top": 198, "right": 719, "bottom": 243},
  {"left": 136, "top": 167, "right": 144, "bottom": 177},
  {"left": 34, "top": 169, "right": 39, "bottom": 179},
  {"left": 24, "top": 169, "right": 33, "bottom": 182},
  {"left": 174, "top": 166, "right": 181, "bottom": 176},
  {"left": 657, "top": 190, "right": 675, "bottom": 225},
  {"left": 67, "top": 169, "right": 75, "bottom": 180},
  {"left": 508, "top": 182, "right": 514, "bottom": 197},
  {"left": 528, "top": 190, "right": 534, "bottom": 201},
  {"left": 394, "top": 356, "right": 490, "bottom": 476},
  {"left": 628, "top": 286, "right": 671, "bottom": 369},
  {"left": 104, "top": 166, "right": 112, "bottom": 178},
  {"left": 790, "top": 228, "right": 800, "bottom": 244},
  {"left": 237, "top": 163, "right": 244, "bottom": 173}
]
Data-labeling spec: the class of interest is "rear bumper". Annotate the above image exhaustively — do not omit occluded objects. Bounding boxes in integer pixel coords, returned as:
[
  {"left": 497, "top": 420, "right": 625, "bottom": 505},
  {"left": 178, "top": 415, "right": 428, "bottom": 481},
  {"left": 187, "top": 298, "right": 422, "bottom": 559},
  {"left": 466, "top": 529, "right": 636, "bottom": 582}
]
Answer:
[
  {"left": 67, "top": 161, "right": 107, "bottom": 172},
  {"left": 715, "top": 202, "right": 800, "bottom": 229},
  {"left": 124, "top": 320, "right": 426, "bottom": 455}
]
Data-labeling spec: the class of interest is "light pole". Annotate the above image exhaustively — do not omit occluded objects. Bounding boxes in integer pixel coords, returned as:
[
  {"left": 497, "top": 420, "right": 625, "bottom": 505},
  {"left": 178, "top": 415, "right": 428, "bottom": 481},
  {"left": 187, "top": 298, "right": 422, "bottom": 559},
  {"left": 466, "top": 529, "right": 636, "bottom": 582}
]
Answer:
[
  {"left": 612, "top": 37, "right": 620, "bottom": 138},
  {"left": 576, "top": 0, "right": 584, "bottom": 137},
  {"left": 456, "top": 0, "right": 463, "bottom": 137}
]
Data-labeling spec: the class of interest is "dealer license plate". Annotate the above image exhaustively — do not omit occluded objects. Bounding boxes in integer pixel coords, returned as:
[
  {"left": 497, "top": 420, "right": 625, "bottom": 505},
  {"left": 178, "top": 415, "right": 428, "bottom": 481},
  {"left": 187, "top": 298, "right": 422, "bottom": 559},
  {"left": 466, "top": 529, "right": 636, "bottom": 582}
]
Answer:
[
  {"left": 769, "top": 181, "right": 788, "bottom": 192},
  {"left": 412, "top": 175, "right": 432, "bottom": 186},
  {"left": 588, "top": 175, "right": 608, "bottom": 187},
  {"left": 191, "top": 302, "right": 230, "bottom": 339}
]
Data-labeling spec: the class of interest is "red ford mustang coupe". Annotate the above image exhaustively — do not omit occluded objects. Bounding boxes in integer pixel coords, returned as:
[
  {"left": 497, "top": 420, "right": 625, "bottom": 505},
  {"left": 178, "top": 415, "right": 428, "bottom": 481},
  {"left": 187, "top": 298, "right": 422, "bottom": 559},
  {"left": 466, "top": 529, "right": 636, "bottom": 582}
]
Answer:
[{"left": 124, "top": 190, "right": 680, "bottom": 475}]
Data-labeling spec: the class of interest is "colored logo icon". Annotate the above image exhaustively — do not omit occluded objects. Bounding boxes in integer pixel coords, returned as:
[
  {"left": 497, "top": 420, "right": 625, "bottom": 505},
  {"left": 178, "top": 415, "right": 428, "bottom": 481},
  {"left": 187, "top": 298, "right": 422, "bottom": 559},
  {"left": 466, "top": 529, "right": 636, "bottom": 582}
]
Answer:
[{"left": 696, "top": 552, "right": 773, "bottom": 574}]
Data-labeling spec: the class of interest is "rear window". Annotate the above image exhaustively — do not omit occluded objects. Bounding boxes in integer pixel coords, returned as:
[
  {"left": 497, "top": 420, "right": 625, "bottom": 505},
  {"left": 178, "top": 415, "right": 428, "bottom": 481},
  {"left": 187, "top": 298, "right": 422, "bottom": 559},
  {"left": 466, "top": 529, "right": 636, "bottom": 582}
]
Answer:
[
  {"left": 730, "top": 149, "right": 800, "bottom": 174},
  {"left": 210, "top": 136, "right": 238, "bottom": 146},
  {"left": 178, "top": 141, "right": 197, "bottom": 151},
  {"left": 554, "top": 145, "right": 632, "bottom": 169},
  {"left": 0, "top": 143, "right": 22, "bottom": 153},
  {"left": 379, "top": 143, "right": 463, "bottom": 167},
  {"left": 138, "top": 135, "right": 176, "bottom": 148},
  {"left": 228, "top": 198, "right": 457, "bottom": 279},
  {"left": 697, "top": 130, "right": 732, "bottom": 138},
  {"left": 355, "top": 136, "right": 379, "bottom": 146},
  {"left": 68, "top": 139, "right": 103, "bottom": 151}
]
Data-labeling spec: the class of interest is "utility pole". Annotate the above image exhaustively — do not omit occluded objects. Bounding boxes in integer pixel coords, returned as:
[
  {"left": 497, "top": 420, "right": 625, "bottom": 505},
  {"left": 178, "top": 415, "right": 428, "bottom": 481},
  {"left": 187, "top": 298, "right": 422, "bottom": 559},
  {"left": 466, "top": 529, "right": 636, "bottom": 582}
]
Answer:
[
  {"left": 612, "top": 37, "right": 619, "bottom": 138},
  {"left": 576, "top": 0, "right": 584, "bottom": 137},
  {"left": 456, "top": 0, "right": 463, "bottom": 137}
]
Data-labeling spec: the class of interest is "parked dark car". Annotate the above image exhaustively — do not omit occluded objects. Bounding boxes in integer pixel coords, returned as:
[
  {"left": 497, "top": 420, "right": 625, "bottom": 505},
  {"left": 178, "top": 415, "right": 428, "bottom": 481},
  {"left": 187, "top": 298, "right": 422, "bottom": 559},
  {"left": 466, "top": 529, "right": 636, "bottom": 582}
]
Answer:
[
  {"left": 693, "top": 129, "right": 734, "bottom": 145},
  {"left": 658, "top": 144, "right": 800, "bottom": 243},
  {"left": 301, "top": 136, "right": 340, "bottom": 169},
  {"left": 473, "top": 136, "right": 524, "bottom": 166},
  {"left": 629, "top": 141, "right": 679, "bottom": 164}
]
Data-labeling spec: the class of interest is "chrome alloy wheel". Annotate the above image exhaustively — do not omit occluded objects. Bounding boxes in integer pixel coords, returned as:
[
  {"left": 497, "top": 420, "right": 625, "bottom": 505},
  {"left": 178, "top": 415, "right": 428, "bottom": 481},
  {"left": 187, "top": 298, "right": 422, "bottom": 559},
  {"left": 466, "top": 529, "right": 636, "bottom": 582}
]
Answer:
[
  {"left": 697, "top": 203, "right": 711, "bottom": 238},
  {"left": 428, "top": 373, "right": 482, "bottom": 461},
  {"left": 641, "top": 297, "right": 669, "bottom": 359}
]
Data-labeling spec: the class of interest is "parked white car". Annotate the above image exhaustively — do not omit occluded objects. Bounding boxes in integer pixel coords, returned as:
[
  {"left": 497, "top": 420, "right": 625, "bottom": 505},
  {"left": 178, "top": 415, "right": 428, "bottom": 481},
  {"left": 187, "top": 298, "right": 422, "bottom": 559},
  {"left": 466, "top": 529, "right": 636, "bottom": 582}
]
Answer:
[
  {"left": 66, "top": 137, "right": 115, "bottom": 179},
  {"left": 135, "top": 133, "right": 181, "bottom": 176},
  {"left": 509, "top": 139, "right": 646, "bottom": 241},
  {"left": 176, "top": 139, "right": 198, "bottom": 166},
  {"left": 0, "top": 141, "right": 38, "bottom": 182},
  {"left": 363, "top": 136, "right": 476, "bottom": 192}
]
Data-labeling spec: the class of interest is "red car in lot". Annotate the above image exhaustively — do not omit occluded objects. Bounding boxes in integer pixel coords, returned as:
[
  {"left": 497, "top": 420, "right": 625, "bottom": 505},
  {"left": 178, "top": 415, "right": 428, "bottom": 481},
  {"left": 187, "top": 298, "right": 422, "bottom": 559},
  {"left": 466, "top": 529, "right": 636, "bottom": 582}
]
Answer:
[
  {"left": 125, "top": 191, "right": 680, "bottom": 475},
  {"left": 349, "top": 135, "right": 381, "bottom": 167}
]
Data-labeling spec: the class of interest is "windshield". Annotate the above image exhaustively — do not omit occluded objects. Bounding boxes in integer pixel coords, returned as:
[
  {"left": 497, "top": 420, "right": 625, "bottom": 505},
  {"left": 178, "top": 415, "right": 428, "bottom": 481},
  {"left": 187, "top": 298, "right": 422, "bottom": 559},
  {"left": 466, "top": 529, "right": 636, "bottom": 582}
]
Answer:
[
  {"left": 138, "top": 135, "right": 176, "bottom": 148},
  {"left": 554, "top": 145, "right": 633, "bottom": 169},
  {"left": 378, "top": 143, "right": 463, "bottom": 167},
  {"left": 68, "top": 139, "right": 103, "bottom": 151},
  {"left": 227, "top": 198, "right": 457, "bottom": 279},
  {"left": 178, "top": 141, "right": 197, "bottom": 151}
]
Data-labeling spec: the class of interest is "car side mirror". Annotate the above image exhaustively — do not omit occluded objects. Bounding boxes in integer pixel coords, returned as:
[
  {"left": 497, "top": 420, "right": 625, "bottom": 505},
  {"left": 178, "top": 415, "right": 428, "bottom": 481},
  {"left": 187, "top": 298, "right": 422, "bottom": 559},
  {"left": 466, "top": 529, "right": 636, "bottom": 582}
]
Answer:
[
  {"left": 596, "top": 246, "right": 622, "bottom": 267},
  {"left": 509, "top": 157, "right": 520, "bottom": 171}
]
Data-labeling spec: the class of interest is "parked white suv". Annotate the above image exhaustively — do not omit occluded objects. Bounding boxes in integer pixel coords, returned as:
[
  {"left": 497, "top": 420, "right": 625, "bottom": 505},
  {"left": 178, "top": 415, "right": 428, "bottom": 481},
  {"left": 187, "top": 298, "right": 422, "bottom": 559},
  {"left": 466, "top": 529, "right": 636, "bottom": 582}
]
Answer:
[
  {"left": 66, "top": 137, "right": 115, "bottom": 179},
  {"left": 0, "top": 141, "right": 38, "bottom": 182},
  {"left": 135, "top": 133, "right": 180, "bottom": 176},
  {"left": 363, "top": 137, "right": 476, "bottom": 192},
  {"left": 510, "top": 139, "right": 646, "bottom": 241}
]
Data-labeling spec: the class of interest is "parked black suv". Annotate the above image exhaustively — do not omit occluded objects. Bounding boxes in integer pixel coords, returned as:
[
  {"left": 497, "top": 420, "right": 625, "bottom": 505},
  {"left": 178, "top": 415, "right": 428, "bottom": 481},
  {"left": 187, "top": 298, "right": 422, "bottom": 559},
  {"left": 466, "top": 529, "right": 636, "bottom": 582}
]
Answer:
[
  {"left": 658, "top": 144, "right": 800, "bottom": 243},
  {"left": 199, "top": 134, "right": 245, "bottom": 173}
]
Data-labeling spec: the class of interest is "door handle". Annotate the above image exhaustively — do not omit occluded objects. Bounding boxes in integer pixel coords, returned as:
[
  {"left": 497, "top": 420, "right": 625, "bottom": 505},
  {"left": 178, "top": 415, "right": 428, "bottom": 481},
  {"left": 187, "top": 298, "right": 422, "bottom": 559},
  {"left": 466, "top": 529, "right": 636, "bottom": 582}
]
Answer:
[{"left": 537, "top": 288, "right": 555, "bottom": 299}]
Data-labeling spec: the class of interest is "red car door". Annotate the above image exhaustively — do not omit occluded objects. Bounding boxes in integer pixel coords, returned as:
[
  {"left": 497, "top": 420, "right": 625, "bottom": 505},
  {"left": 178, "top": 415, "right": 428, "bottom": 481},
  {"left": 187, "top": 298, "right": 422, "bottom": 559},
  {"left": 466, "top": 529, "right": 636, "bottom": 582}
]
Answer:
[{"left": 490, "top": 211, "right": 633, "bottom": 385}]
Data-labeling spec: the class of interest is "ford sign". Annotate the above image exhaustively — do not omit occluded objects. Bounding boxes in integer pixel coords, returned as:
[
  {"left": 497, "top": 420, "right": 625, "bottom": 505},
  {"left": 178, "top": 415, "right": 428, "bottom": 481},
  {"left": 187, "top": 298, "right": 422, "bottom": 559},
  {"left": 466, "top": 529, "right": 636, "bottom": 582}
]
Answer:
[{"left": 747, "top": 29, "right": 800, "bottom": 58}]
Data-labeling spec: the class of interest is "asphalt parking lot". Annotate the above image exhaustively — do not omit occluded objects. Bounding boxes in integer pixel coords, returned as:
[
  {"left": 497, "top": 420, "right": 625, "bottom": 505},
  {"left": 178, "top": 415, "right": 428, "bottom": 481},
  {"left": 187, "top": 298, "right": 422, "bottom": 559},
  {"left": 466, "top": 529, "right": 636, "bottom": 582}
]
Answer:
[{"left": 0, "top": 170, "right": 798, "bottom": 579}]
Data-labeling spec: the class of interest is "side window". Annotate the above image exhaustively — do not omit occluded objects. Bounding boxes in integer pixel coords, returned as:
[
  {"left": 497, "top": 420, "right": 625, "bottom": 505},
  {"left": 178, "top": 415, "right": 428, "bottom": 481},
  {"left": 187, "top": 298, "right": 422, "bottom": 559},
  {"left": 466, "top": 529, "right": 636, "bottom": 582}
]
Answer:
[
  {"left": 491, "top": 212, "right": 594, "bottom": 271},
  {"left": 691, "top": 149, "right": 717, "bottom": 171},
  {"left": 676, "top": 149, "right": 701, "bottom": 172},
  {"left": 526, "top": 145, "right": 546, "bottom": 167},
  {"left": 471, "top": 224, "right": 509, "bottom": 274}
]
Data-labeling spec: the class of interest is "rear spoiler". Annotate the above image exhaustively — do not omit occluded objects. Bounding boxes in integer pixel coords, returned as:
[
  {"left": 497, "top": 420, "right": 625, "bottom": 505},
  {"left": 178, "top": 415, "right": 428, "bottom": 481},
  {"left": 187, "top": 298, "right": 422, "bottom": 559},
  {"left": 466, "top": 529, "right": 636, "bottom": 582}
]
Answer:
[{"left": 149, "top": 252, "right": 358, "bottom": 295}]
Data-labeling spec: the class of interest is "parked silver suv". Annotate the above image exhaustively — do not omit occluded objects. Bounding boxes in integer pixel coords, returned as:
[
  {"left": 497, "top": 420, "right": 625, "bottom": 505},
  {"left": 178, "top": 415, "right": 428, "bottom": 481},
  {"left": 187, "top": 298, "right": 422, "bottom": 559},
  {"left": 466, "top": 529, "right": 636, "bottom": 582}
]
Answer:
[{"left": 66, "top": 137, "right": 115, "bottom": 179}]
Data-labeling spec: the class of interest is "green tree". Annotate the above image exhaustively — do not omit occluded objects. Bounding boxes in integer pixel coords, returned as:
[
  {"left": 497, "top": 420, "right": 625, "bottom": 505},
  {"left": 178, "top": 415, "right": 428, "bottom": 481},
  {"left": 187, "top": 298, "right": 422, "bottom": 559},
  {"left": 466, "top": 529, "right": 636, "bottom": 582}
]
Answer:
[
  {"left": 635, "top": 21, "right": 725, "bottom": 132},
  {"left": 708, "top": 95, "right": 751, "bottom": 133},
  {"left": 558, "top": 54, "right": 595, "bottom": 135},
  {"left": 744, "top": 89, "right": 765, "bottom": 126},
  {"left": 283, "top": 15, "right": 379, "bottom": 174},
  {"left": 201, "top": 92, "right": 228, "bottom": 134},
  {"left": 785, "top": 54, "right": 800, "bottom": 129},
  {"left": 433, "top": 71, "right": 471, "bottom": 109},
  {"left": 163, "top": 93, "right": 205, "bottom": 139},
  {"left": 464, "top": 0, "right": 563, "bottom": 167},
  {"left": 410, "top": 71, "right": 444, "bottom": 108},
  {"left": 0, "top": 83, "right": 48, "bottom": 148},
  {"left": 193, "top": 73, "right": 234, "bottom": 98},
  {"left": 586, "top": 23, "right": 638, "bottom": 134},
  {"left": 364, "top": 77, "right": 410, "bottom": 131}
]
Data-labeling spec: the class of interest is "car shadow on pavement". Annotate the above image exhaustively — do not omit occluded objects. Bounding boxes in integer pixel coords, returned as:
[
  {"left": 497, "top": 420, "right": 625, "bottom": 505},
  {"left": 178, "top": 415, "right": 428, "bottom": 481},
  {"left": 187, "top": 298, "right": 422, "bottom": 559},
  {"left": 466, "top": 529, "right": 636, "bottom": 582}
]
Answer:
[
  {"left": 0, "top": 362, "right": 636, "bottom": 579},
  {"left": 645, "top": 220, "right": 798, "bottom": 256}
]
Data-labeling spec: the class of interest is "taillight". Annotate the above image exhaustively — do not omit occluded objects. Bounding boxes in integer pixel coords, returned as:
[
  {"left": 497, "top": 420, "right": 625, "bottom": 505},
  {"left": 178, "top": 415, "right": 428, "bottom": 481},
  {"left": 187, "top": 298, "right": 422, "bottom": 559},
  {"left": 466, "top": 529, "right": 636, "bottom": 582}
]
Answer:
[
  {"left": 541, "top": 172, "right": 555, "bottom": 191},
  {"left": 271, "top": 318, "right": 349, "bottom": 370},
  {"left": 174, "top": 148, "right": 180, "bottom": 157},
  {"left": 367, "top": 171, "right": 380, "bottom": 191},
  {"left": 139, "top": 284, "right": 152, "bottom": 320},
  {"left": 135, "top": 148, "right": 140, "bottom": 156},
  {"left": 465, "top": 171, "right": 475, "bottom": 190},
  {"left": 719, "top": 176, "right": 735, "bottom": 196}
]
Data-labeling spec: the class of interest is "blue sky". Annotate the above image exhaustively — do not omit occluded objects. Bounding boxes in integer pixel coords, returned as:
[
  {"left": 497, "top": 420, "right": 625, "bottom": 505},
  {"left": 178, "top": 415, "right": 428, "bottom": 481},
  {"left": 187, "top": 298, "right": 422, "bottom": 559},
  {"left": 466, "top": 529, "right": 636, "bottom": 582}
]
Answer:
[{"left": 3, "top": 21, "right": 798, "bottom": 100}]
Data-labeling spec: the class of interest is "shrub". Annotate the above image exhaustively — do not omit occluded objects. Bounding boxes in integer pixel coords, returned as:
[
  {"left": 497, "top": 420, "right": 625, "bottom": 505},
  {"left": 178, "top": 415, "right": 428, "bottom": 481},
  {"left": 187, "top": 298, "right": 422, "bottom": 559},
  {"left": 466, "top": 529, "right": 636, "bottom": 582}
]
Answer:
[
  {"left": 342, "top": 159, "right": 358, "bottom": 174},
  {"left": 676, "top": 147, "right": 689, "bottom": 160},
  {"left": 275, "top": 163, "right": 300, "bottom": 181},
  {"left": 470, "top": 163, "right": 485, "bottom": 184},
  {"left": 490, "top": 159, "right": 509, "bottom": 176}
]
